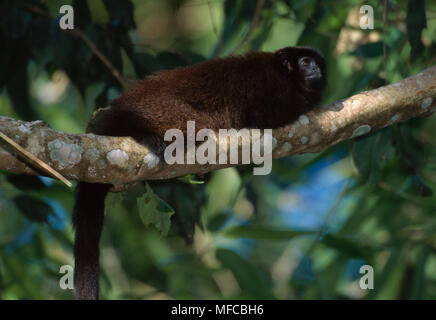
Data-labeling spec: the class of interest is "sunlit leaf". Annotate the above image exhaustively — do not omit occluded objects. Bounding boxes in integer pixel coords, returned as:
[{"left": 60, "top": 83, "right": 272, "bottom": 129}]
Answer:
[
  {"left": 177, "top": 174, "right": 204, "bottom": 185},
  {"left": 137, "top": 183, "right": 175, "bottom": 236}
]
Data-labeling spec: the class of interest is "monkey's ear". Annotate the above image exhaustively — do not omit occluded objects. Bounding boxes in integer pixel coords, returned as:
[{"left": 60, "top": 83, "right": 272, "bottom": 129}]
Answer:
[{"left": 275, "top": 50, "right": 294, "bottom": 72}]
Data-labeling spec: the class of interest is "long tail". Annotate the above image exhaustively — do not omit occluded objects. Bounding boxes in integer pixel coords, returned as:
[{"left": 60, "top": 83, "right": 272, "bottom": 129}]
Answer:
[{"left": 73, "top": 182, "right": 110, "bottom": 300}]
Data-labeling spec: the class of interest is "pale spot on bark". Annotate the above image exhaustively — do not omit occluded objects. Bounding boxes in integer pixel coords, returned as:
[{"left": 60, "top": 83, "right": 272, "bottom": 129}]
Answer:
[
  {"left": 88, "top": 166, "right": 97, "bottom": 177},
  {"left": 106, "top": 149, "right": 129, "bottom": 167},
  {"left": 310, "top": 132, "right": 321, "bottom": 145},
  {"left": 86, "top": 148, "right": 100, "bottom": 162},
  {"left": 18, "top": 124, "right": 31, "bottom": 133},
  {"left": 351, "top": 125, "right": 371, "bottom": 138},
  {"left": 421, "top": 98, "right": 433, "bottom": 110},
  {"left": 281, "top": 142, "right": 292, "bottom": 152},
  {"left": 144, "top": 153, "right": 160, "bottom": 169},
  {"left": 48, "top": 139, "right": 83, "bottom": 167},
  {"left": 298, "top": 115, "right": 310, "bottom": 125},
  {"left": 28, "top": 135, "right": 44, "bottom": 155},
  {"left": 391, "top": 114, "right": 400, "bottom": 122}
]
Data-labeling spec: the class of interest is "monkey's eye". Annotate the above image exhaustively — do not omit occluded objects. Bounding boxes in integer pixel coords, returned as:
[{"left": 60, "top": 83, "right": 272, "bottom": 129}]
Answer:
[{"left": 299, "top": 57, "right": 313, "bottom": 67}]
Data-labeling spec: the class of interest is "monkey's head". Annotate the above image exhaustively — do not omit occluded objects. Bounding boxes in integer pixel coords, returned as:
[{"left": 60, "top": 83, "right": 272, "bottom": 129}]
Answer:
[{"left": 275, "top": 46, "right": 327, "bottom": 92}]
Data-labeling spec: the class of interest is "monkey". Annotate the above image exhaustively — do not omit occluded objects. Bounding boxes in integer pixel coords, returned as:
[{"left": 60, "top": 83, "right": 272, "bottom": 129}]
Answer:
[{"left": 73, "top": 46, "right": 327, "bottom": 299}]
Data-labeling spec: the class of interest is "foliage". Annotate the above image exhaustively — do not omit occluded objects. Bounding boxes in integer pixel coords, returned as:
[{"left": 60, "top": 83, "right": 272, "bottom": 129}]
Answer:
[{"left": 1, "top": 0, "right": 436, "bottom": 300}]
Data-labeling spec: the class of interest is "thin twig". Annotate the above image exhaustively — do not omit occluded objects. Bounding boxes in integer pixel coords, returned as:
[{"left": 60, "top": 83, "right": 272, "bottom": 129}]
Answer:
[
  {"left": 230, "top": 0, "right": 266, "bottom": 55},
  {"left": 16, "top": 2, "right": 128, "bottom": 89},
  {"left": 0, "top": 132, "right": 72, "bottom": 187},
  {"left": 66, "top": 29, "right": 128, "bottom": 89}
]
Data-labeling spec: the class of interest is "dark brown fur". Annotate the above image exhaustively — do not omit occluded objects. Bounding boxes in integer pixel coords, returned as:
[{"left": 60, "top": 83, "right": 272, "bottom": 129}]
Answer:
[
  {"left": 73, "top": 46, "right": 327, "bottom": 299},
  {"left": 92, "top": 47, "right": 326, "bottom": 138}
]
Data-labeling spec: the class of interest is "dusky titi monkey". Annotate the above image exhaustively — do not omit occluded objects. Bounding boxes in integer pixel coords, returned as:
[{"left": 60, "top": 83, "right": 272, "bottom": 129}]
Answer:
[{"left": 73, "top": 46, "right": 327, "bottom": 299}]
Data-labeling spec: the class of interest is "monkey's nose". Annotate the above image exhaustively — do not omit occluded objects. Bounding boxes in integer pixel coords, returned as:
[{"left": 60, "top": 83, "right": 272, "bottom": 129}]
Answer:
[{"left": 310, "top": 65, "right": 321, "bottom": 74}]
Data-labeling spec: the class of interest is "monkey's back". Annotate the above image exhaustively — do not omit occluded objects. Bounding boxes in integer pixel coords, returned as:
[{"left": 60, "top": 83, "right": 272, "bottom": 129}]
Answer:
[{"left": 92, "top": 51, "right": 315, "bottom": 139}]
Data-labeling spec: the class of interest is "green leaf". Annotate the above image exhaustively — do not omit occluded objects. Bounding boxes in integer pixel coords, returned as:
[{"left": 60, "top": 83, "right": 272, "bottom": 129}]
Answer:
[
  {"left": 207, "top": 213, "right": 229, "bottom": 232},
  {"left": 353, "top": 42, "right": 384, "bottom": 58},
  {"left": 131, "top": 52, "right": 162, "bottom": 76},
  {"left": 86, "top": 0, "right": 110, "bottom": 25},
  {"left": 412, "top": 174, "right": 433, "bottom": 197},
  {"left": 221, "top": 225, "right": 315, "bottom": 240},
  {"left": 103, "top": 0, "right": 135, "bottom": 30},
  {"left": 297, "top": 0, "right": 327, "bottom": 45},
  {"left": 12, "top": 195, "right": 53, "bottom": 223},
  {"left": 352, "top": 129, "right": 394, "bottom": 184},
  {"left": 211, "top": 0, "right": 258, "bottom": 56},
  {"left": 369, "top": 247, "right": 405, "bottom": 299},
  {"left": 6, "top": 57, "right": 37, "bottom": 121},
  {"left": 6, "top": 174, "right": 46, "bottom": 191},
  {"left": 46, "top": 0, "right": 73, "bottom": 16},
  {"left": 216, "top": 249, "right": 274, "bottom": 299},
  {"left": 321, "top": 234, "right": 374, "bottom": 260},
  {"left": 169, "top": 182, "right": 205, "bottom": 243},
  {"left": 137, "top": 183, "right": 175, "bottom": 236},
  {"left": 73, "top": 0, "right": 92, "bottom": 27},
  {"left": 290, "top": 256, "right": 317, "bottom": 286},
  {"left": 410, "top": 246, "right": 430, "bottom": 299},
  {"left": 156, "top": 52, "right": 188, "bottom": 70},
  {"left": 406, "top": 0, "right": 427, "bottom": 60}
]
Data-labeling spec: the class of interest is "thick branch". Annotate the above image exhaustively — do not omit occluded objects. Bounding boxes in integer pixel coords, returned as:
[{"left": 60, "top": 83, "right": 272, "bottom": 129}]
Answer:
[{"left": 1, "top": 65, "right": 436, "bottom": 186}]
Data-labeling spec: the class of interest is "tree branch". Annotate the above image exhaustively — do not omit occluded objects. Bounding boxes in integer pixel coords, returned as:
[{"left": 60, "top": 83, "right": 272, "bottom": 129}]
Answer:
[{"left": 1, "top": 65, "right": 436, "bottom": 186}]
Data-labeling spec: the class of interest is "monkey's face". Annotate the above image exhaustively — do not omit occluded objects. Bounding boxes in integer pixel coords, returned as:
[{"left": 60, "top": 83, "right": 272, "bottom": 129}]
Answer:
[
  {"left": 296, "top": 55, "right": 326, "bottom": 91},
  {"left": 276, "top": 46, "right": 327, "bottom": 92}
]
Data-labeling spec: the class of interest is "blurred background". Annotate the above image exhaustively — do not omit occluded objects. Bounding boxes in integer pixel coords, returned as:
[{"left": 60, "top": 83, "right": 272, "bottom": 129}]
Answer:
[{"left": 1, "top": 0, "right": 436, "bottom": 299}]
